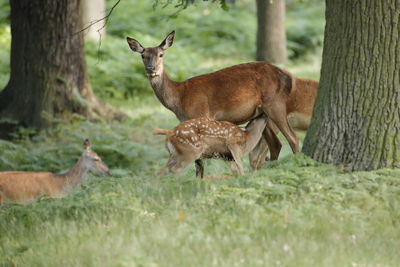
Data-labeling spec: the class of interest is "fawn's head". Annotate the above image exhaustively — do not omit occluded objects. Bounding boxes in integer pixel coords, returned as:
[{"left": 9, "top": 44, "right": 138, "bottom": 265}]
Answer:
[
  {"left": 126, "top": 31, "right": 175, "bottom": 78},
  {"left": 82, "top": 139, "right": 111, "bottom": 176}
]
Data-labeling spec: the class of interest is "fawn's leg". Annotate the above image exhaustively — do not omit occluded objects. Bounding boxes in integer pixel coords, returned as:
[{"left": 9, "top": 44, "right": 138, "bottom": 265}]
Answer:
[
  {"left": 157, "top": 157, "right": 176, "bottom": 178},
  {"left": 171, "top": 155, "right": 198, "bottom": 175},
  {"left": 227, "top": 144, "right": 245, "bottom": 175},
  {"left": 195, "top": 159, "right": 204, "bottom": 178}
]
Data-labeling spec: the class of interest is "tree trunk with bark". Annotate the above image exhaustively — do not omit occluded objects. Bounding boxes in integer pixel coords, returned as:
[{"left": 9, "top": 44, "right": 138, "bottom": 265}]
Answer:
[
  {"left": 0, "top": 0, "right": 123, "bottom": 138},
  {"left": 302, "top": 0, "right": 400, "bottom": 171},
  {"left": 256, "top": 0, "right": 287, "bottom": 64}
]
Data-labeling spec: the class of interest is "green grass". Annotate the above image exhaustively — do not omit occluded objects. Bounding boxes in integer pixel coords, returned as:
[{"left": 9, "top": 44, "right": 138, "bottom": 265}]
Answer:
[{"left": 1, "top": 98, "right": 400, "bottom": 266}]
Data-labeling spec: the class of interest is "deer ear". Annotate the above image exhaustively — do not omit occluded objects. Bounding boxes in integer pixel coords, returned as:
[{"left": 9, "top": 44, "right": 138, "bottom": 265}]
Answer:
[
  {"left": 83, "top": 139, "right": 91, "bottom": 151},
  {"left": 159, "top": 30, "right": 175, "bottom": 50},
  {"left": 126, "top": 37, "right": 145, "bottom": 54}
]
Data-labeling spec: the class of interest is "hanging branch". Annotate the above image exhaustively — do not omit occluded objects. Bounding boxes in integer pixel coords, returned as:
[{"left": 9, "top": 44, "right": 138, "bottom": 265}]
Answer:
[
  {"left": 74, "top": 0, "right": 122, "bottom": 36},
  {"left": 153, "top": 0, "right": 229, "bottom": 18},
  {"left": 74, "top": 0, "right": 122, "bottom": 65}
]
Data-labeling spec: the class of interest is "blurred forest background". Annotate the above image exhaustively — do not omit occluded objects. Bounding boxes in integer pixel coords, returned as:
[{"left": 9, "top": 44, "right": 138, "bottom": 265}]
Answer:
[
  {"left": 1, "top": 1, "right": 400, "bottom": 266},
  {"left": 0, "top": 0, "right": 324, "bottom": 102}
]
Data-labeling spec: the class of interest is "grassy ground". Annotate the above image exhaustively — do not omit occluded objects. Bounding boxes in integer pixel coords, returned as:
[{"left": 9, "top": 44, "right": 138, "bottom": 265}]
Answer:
[{"left": 1, "top": 95, "right": 400, "bottom": 266}]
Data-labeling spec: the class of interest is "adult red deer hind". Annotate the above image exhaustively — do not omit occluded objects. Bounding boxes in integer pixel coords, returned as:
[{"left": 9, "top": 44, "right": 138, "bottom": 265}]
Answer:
[
  {"left": 126, "top": 31, "right": 319, "bottom": 177},
  {"left": 0, "top": 139, "right": 110, "bottom": 203}
]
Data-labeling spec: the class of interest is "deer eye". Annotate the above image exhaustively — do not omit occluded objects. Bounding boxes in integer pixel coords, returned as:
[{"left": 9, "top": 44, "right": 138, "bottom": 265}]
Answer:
[{"left": 159, "top": 53, "right": 164, "bottom": 57}]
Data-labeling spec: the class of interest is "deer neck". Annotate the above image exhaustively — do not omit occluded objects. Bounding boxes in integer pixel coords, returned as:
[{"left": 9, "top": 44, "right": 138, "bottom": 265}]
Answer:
[
  {"left": 149, "top": 67, "right": 183, "bottom": 116},
  {"left": 59, "top": 157, "right": 89, "bottom": 191},
  {"left": 243, "top": 118, "right": 268, "bottom": 153}
]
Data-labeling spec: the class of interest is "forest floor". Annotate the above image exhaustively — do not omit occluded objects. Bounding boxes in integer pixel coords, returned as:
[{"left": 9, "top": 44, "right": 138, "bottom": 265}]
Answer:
[{"left": 1, "top": 84, "right": 400, "bottom": 266}]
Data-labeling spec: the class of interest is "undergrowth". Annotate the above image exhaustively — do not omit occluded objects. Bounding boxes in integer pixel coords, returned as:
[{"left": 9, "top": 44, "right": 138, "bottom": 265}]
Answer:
[{"left": 1, "top": 101, "right": 400, "bottom": 266}]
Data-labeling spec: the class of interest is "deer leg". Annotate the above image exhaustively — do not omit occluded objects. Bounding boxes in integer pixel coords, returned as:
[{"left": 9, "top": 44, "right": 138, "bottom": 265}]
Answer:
[
  {"left": 156, "top": 157, "right": 176, "bottom": 178},
  {"left": 263, "top": 121, "right": 282, "bottom": 160},
  {"left": 229, "top": 162, "right": 240, "bottom": 173},
  {"left": 249, "top": 120, "right": 282, "bottom": 171},
  {"left": 262, "top": 104, "right": 299, "bottom": 154},
  {"left": 249, "top": 138, "right": 269, "bottom": 171},
  {"left": 170, "top": 156, "right": 196, "bottom": 175},
  {"left": 227, "top": 144, "right": 245, "bottom": 175},
  {"left": 195, "top": 159, "right": 204, "bottom": 178}
]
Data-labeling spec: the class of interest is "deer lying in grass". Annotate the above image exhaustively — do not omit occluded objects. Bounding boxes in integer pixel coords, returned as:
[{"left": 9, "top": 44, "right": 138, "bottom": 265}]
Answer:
[
  {"left": 153, "top": 115, "right": 268, "bottom": 177},
  {"left": 0, "top": 139, "right": 110, "bottom": 204},
  {"left": 127, "top": 30, "right": 319, "bottom": 177}
]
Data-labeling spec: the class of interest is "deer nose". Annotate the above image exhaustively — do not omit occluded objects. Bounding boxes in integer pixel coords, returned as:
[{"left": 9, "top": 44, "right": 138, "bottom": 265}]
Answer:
[{"left": 146, "top": 66, "right": 155, "bottom": 72}]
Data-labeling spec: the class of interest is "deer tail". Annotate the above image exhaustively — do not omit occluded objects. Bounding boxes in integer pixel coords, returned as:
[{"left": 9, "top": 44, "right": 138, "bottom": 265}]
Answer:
[
  {"left": 279, "top": 69, "right": 295, "bottom": 95},
  {"left": 152, "top": 128, "right": 172, "bottom": 135}
]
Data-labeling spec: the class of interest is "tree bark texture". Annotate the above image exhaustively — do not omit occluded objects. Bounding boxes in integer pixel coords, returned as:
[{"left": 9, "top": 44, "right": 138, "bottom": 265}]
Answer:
[
  {"left": 80, "top": 0, "right": 106, "bottom": 42},
  {"left": 256, "top": 0, "right": 287, "bottom": 64},
  {"left": 302, "top": 0, "right": 400, "bottom": 171},
  {"left": 0, "top": 0, "right": 122, "bottom": 138}
]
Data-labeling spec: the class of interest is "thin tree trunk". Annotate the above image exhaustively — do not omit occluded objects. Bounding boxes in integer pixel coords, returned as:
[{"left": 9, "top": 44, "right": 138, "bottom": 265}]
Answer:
[
  {"left": 256, "top": 0, "right": 287, "bottom": 64},
  {"left": 302, "top": 0, "right": 400, "bottom": 171},
  {"left": 0, "top": 0, "right": 123, "bottom": 138},
  {"left": 80, "top": 0, "right": 106, "bottom": 42}
]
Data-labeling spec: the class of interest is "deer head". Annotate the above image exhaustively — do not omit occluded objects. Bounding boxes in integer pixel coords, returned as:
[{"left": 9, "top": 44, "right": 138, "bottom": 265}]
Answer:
[
  {"left": 82, "top": 139, "right": 111, "bottom": 176},
  {"left": 126, "top": 31, "right": 175, "bottom": 78}
]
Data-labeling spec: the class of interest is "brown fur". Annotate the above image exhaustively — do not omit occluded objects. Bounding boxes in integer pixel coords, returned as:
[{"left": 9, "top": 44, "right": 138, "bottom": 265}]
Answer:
[
  {"left": 0, "top": 140, "right": 110, "bottom": 204},
  {"left": 287, "top": 78, "right": 319, "bottom": 123},
  {"left": 153, "top": 128, "right": 172, "bottom": 135},
  {"left": 154, "top": 116, "right": 268, "bottom": 177},
  {"left": 127, "top": 31, "right": 319, "bottom": 175},
  {"left": 248, "top": 77, "right": 319, "bottom": 170},
  {"left": 0, "top": 171, "right": 64, "bottom": 203}
]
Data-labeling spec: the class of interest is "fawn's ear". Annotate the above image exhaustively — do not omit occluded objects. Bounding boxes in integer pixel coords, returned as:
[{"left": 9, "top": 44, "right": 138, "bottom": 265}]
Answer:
[
  {"left": 83, "top": 139, "right": 91, "bottom": 151},
  {"left": 159, "top": 30, "right": 175, "bottom": 50},
  {"left": 126, "top": 37, "right": 145, "bottom": 54}
]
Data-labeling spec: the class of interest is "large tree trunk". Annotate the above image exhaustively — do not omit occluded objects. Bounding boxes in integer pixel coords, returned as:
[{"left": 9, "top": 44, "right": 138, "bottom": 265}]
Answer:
[
  {"left": 0, "top": 0, "right": 122, "bottom": 138},
  {"left": 302, "top": 0, "right": 400, "bottom": 171},
  {"left": 256, "top": 0, "right": 287, "bottom": 64},
  {"left": 80, "top": 0, "right": 106, "bottom": 42}
]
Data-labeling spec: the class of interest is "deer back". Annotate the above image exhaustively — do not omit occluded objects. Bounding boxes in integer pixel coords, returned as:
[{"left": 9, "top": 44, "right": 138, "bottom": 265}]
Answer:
[
  {"left": 165, "top": 118, "right": 248, "bottom": 157},
  {"left": 0, "top": 171, "right": 64, "bottom": 203},
  {"left": 176, "top": 62, "right": 294, "bottom": 123}
]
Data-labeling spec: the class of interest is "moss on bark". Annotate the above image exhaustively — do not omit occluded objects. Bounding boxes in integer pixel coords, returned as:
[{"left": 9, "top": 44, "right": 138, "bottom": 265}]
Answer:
[{"left": 303, "top": 0, "right": 400, "bottom": 171}]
